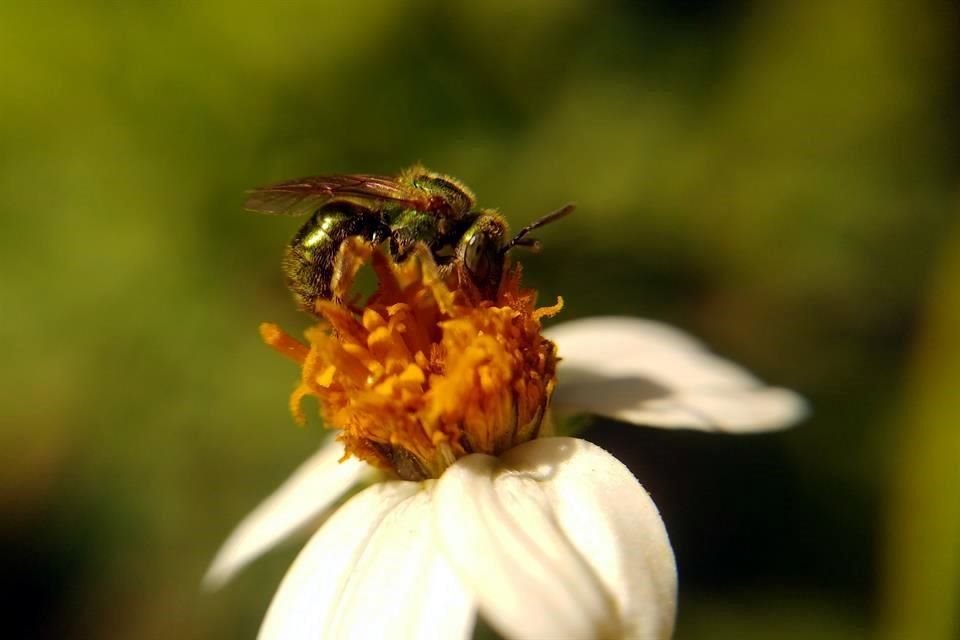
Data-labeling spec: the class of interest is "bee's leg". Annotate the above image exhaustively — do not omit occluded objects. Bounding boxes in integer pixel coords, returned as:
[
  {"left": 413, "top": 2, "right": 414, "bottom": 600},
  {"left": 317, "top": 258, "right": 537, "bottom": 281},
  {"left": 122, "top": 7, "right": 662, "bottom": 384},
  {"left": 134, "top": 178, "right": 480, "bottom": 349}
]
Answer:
[
  {"left": 389, "top": 229, "right": 416, "bottom": 262},
  {"left": 436, "top": 261, "right": 455, "bottom": 280},
  {"left": 367, "top": 220, "right": 392, "bottom": 250},
  {"left": 389, "top": 209, "right": 440, "bottom": 262}
]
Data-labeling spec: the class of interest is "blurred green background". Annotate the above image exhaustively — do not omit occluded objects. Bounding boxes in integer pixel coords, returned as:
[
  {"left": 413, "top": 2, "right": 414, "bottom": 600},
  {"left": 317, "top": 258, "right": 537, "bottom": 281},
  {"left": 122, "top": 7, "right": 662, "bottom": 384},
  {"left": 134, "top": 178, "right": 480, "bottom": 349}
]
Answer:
[{"left": 2, "top": 1, "right": 957, "bottom": 638}]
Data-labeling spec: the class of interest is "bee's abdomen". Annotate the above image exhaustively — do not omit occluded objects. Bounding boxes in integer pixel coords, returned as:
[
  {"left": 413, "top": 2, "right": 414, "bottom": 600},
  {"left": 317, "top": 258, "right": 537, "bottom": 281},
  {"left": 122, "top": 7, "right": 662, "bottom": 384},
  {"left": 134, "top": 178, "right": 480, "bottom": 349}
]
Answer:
[{"left": 283, "top": 204, "right": 384, "bottom": 313}]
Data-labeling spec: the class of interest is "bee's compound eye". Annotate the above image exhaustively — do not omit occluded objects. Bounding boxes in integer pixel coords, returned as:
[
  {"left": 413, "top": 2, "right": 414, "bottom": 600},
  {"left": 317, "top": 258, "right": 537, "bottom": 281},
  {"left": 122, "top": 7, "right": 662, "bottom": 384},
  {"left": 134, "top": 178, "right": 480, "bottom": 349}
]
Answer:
[
  {"left": 464, "top": 234, "right": 491, "bottom": 282},
  {"left": 461, "top": 230, "right": 504, "bottom": 298}
]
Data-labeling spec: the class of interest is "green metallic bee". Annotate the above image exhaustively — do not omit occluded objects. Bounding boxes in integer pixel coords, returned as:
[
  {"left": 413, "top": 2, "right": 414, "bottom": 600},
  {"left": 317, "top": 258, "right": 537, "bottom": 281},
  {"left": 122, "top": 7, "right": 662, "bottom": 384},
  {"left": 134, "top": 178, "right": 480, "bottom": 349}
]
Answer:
[{"left": 244, "top": 165, "right": 574, "bottom": 314}]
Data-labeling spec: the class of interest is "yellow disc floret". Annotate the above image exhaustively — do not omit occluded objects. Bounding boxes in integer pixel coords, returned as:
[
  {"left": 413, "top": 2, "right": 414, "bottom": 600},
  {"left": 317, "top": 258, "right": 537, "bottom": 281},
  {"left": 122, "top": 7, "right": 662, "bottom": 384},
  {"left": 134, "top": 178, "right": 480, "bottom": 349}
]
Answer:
[{"left": 261, "top": 239, "right": 562, "bottom": 480}]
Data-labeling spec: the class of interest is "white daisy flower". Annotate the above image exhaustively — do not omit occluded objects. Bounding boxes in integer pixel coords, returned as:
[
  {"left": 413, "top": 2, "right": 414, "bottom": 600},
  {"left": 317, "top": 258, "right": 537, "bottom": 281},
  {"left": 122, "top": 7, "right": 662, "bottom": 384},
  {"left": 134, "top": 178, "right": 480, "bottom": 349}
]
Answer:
[{"left": 206, "top": 244, "right": 805, "bottom": 640}]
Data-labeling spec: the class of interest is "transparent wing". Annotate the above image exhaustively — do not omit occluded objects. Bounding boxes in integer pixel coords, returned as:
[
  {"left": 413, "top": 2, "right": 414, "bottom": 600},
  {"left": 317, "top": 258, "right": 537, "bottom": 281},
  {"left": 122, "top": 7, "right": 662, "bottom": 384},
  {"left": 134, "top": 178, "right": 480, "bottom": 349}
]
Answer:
[{"left": 244, "top": 174, "right": 432, "bottom": 216}]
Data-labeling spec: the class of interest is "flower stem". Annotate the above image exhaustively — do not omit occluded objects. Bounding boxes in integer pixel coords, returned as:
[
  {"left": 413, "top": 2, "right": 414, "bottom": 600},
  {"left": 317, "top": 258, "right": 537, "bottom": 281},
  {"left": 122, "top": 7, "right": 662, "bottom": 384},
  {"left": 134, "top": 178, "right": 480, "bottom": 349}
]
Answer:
[{"left": 880, "top": 222, "right": 960, "bottom": 639}]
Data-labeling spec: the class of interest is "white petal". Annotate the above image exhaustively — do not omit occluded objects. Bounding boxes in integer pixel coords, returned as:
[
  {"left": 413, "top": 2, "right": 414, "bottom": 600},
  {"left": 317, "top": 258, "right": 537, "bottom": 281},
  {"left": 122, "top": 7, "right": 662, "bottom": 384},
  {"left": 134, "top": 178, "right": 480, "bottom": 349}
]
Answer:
[
  {"left": 433, "top": 437, "right": 676, "bottom": 640},
  {"left": 204, "top": 439, "right": 368, "bottom": 589},
  {"left": 546, "top": 316, "right": 807, "bottom": 432},
  {"left": 259, "top": 481, "right": 475, "bottom": 640}
]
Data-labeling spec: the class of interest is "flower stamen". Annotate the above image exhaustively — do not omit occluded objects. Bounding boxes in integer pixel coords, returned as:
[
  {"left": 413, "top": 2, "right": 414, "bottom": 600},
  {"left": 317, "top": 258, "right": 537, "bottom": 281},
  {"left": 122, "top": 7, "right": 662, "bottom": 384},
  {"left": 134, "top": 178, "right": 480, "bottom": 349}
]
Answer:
[{"left": 262, "top": 240, "right": 562, "bottom": 480}]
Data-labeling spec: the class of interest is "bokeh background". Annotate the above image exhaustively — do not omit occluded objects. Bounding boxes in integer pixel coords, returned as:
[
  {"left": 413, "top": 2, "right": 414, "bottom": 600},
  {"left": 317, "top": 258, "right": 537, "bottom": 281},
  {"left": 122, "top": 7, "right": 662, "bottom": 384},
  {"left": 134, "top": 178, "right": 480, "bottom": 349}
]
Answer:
[{"left": 2, "top": 1, "right": 957, "bottom": 638}]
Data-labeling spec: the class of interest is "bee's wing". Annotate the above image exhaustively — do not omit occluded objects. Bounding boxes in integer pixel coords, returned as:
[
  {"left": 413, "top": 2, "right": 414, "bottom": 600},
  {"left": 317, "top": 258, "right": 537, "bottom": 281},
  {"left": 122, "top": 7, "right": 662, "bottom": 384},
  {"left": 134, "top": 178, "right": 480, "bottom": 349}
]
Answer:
[{"left": 244, "top": 174, "right": 431, "bottom": 216}]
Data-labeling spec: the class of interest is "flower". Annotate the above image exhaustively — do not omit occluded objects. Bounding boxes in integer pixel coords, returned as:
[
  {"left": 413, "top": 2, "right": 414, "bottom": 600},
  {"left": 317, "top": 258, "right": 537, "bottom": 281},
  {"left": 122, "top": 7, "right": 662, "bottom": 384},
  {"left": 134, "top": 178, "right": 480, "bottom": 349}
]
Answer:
[
  {"left": 205, "top": 241, "right": 806, "bottom": 640},
  {"left": 269, "top": 239, "right": 563, "bottom": 481}
]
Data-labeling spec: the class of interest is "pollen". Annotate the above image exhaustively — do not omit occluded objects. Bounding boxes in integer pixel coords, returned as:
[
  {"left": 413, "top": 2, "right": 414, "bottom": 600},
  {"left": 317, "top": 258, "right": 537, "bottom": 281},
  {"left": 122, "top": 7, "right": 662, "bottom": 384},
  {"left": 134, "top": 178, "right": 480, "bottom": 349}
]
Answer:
[{"left": 261, "top": 239, "right": 562, "bottom": 480}]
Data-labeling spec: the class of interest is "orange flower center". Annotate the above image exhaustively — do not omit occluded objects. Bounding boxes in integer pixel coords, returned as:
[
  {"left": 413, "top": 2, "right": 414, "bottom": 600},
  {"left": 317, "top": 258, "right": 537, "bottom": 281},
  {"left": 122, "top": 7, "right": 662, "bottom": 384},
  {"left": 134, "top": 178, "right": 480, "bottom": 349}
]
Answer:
[{"left": 261, "top": 240, "right": 562, "bottom": 480}]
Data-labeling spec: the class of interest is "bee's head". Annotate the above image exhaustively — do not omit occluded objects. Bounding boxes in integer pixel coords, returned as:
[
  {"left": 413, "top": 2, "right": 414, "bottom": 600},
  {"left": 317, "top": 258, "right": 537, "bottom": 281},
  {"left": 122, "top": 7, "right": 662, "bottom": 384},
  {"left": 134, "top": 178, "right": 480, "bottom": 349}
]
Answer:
[
  {"left": 456, "top": 205, "right": 576, "bottom": 299},
  {"left": 457, "top": 204, "right": 575, "bottom": 299},
  {"left": 457, "top": 212, "right": 508, "bottom": 299},
  {"left": 405, "top": 166, "right": 475, "bottom": 217}
]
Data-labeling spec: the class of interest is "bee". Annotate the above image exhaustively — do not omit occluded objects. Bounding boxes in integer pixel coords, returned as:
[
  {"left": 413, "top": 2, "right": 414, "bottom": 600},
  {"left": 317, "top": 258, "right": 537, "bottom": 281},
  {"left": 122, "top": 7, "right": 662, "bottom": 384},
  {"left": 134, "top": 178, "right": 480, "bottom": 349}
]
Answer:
[{"left": 244, "top": 165, "right": 574, "bottom": 313}]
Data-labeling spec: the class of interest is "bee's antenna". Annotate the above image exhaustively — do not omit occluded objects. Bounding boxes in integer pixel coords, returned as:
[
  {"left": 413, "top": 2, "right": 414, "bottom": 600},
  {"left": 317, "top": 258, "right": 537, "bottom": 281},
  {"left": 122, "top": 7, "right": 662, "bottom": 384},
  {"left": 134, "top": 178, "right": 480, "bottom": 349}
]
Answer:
[{"left": 503, "top": 203, "right": 576, "bottom": 254}]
